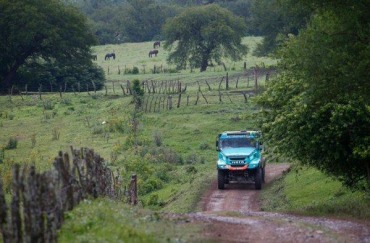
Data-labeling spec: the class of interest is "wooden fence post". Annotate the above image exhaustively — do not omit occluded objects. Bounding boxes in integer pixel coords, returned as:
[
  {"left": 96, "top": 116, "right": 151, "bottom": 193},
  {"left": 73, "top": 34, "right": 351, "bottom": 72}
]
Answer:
[
  {"left": 168, "top": 95, "right": 173, "bottom": 110},
  {"left": 194, "top": 92, "right": 200, "bottom": 105},
  {"left": 226, "top": 72, "right": 229, "bottom": 90},
  {"left": 0, "top": 177, "right": 9, "bottom": 241},
  {"left": 254, "top": 67, "right": 258, "bottom": 91},
  {"left": 205, "top": 80, "right": 211, "bottom": 91},
  {"left": 177, "top": 92, "right": 182, "bottom": 108},
  {"left": 11, "top": 164, "right": 22, "bottom": 243},
  {"left": 130, "top": 174, "right": 137, "bottom": 205}
]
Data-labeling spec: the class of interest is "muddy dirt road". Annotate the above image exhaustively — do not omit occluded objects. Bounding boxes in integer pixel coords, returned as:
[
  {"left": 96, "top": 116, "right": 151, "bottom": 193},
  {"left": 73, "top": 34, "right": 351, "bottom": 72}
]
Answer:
[{"left": 189, "top": 163, "right": 370, "bottom": 242}]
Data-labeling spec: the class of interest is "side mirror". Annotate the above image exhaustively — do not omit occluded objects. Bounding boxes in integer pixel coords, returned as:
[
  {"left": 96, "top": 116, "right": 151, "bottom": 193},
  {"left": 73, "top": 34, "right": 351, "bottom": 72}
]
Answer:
[
  {"left": 257, "top": 142, "right": 264, "bottom": 151},
  {"left": 216, "top": 134, "right": 221, "bottom": 151}
]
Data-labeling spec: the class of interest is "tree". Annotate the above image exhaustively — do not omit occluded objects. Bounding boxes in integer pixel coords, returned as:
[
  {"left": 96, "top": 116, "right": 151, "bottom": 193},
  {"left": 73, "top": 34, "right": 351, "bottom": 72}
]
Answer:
[
  {"left": 121, "top": 0, "right": 167, "bottom": 42},
  {"left": 162, "top": 4, "right": 248, "bottom": 72},
  {"left": 250, "top": 0, "right": 311, "bottom": 56},
  {"left": 0, "top": 0, "right": 97, "bottom": 92},
  {"left": 257, "top": 2, "right": 370, "bottom": 189}
]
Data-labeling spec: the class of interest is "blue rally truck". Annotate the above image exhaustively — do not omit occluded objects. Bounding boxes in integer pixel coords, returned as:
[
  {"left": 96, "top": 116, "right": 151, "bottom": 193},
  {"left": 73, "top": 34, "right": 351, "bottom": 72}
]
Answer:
[{"left": 216, "top": 130, "right": 265, "bottom": 190}]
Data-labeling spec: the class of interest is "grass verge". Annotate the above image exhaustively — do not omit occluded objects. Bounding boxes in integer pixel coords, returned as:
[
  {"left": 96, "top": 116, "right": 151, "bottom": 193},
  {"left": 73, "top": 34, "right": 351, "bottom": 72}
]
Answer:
[{"left": 261, "top": 165, "right": 370, "bottom": 221}]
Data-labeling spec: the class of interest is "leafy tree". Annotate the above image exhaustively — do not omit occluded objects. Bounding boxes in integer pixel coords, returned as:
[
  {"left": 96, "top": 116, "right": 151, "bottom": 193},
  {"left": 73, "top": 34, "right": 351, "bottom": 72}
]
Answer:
[
  {"left": 120, "top": 0, "right": 168, "bottom": 42},
  {"left": 0, "top": 0, "right": 97, "bottom": 92},
  {"left": 250, "top": 0, "right": 311, "bottom": 56},
  {"left": 257, "top": 3, "right": 370, "bottom": 189},
  {"left": 163, "top": 4, "right": 248, "bottom": 72}
]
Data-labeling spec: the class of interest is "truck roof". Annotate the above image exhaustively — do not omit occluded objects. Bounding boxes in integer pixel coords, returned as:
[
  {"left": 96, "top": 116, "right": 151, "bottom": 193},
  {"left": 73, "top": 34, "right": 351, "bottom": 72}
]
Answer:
[{"left": 219, "top": 130, "right": 261, "bottom": 138}]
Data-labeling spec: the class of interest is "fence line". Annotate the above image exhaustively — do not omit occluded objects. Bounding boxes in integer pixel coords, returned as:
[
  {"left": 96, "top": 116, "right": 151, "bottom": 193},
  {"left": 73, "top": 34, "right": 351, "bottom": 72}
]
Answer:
[{"left": 0, "top": 147, "right": 137, "bottom": 242}]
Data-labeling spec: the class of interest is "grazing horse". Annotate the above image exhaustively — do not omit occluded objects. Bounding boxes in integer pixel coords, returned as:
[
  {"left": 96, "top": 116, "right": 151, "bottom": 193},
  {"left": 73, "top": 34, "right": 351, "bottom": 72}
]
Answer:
[
  {"left": 153, "top": 41, "right": 160, "bottom": 49},
  {"left": 92, "top": 54, "right": 97, "bottom": 61},
  {"left": 105, "top": 53, "right": 116, "bottom": 60},
  {"left": 149, "top": 50, "right": 158, "bottom": 58}
]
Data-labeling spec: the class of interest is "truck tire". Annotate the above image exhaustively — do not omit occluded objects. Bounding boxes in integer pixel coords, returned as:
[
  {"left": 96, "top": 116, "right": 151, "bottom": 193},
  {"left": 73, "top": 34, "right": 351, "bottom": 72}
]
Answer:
[
  {"left": 262, "top": 167, "right": 266, "bottom": 183},
  {"left": 255, "top": 168, "right": 262, "bottom": 190},
  {"left": 218, "top": 170, "right": 225, "bottom": 190}
]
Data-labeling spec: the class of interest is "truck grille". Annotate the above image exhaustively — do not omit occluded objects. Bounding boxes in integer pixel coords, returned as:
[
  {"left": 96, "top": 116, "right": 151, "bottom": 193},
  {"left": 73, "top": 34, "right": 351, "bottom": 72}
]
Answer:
[{"left": 230, "top": 157, "right": 246, "bottom": 165}]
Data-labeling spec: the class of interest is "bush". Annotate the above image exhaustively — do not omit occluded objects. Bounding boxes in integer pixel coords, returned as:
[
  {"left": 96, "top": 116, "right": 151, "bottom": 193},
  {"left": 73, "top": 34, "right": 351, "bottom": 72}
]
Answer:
[
  {"left": 51, "top": 128, "right": 60, "bottom": 141},
  {"left": 124, "top": 67, "right": 140, "bottom": 74},
  {"left": 147, "top": 194, "right": 159, "bottom": 206},
  {"left": 199, "top": 142, "right": 210, "bottom": 150},
  {"left": 132, "top": 66, "right": 139, "bottom": 74},
  {"left": 153, "top": 132, "right": 162, "bottom": 147},
  {"left": 186, "top": 153, "right": 198, "bottom": 164},
  {"left": 186, "top": 165, "right": 197, "bottom": 174},
  {"left": 43, "top": 99, "right": 54, "bottom": 110},
  {"left": 141, "top": 177, "right": 163, "bottom": 195},
  {"left": 5, "top": 137, "right": 18, "bottom": 150},
  {"left": 0, "top": 147, "right": 4, "bottom": 164}
]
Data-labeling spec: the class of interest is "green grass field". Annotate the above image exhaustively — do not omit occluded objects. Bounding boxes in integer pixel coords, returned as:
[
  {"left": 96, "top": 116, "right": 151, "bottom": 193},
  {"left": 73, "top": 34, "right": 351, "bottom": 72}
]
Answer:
[{"left": 1, "top": 36, "right": 369, "bottom": 241}]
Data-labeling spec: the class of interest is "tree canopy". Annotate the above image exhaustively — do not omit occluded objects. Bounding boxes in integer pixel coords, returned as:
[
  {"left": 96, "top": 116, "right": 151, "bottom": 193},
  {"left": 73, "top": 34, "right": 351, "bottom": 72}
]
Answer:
[
  {"left": 257, "top": 1, "right": 370, "bottom": 189},
  {"left": 250, "top": 0, "right": 312, "bottom": 56},
  {"left": 0, "top": 0, "right": 102, "bottom": 92},
  {"left": 162, "top": 4, "right": 248, "bottom": 72}
]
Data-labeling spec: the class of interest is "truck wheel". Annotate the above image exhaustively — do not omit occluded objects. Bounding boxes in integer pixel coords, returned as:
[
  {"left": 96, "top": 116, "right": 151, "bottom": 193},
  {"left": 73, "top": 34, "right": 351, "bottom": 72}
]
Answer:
[
  {"left": 218, "top": 170, "right": 225, "bottom": 190},
  {"left": 262, "top": 167, "right": 266, "bottom": 183},
  {"left": 255, "top": 168, "right": 262, "bottom": 190}
]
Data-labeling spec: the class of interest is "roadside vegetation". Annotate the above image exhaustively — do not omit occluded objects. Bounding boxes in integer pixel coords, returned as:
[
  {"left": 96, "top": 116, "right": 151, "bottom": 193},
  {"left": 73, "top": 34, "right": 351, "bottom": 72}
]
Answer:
[{"left": 261, "top": 165, "right": 370, "bottom": 221}]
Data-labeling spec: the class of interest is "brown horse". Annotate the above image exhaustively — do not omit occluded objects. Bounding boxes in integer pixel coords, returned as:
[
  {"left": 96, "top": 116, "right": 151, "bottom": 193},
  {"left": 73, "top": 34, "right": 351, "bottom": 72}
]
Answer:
[
  {"left": 153, "top": 41, "right": 160, "bottom": 49},
  {"left": 149, "top": 50, "right": 158, "bottom": 57},
  {"left": 105, "top": 53, "right": 115, "bottom": 60}
]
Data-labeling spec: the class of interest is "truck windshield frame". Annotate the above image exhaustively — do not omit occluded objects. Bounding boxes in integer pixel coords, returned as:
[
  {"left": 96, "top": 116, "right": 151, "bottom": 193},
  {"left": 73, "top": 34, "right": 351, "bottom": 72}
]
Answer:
[{"left": 220, "top": 137, "right": 256, "bottom": 149}]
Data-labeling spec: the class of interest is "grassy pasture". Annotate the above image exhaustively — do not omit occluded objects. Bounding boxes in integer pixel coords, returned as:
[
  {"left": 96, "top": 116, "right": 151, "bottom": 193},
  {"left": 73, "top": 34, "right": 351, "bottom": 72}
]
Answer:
[{"left": 93, "top": 36, "right": 276, "bottom": 84}]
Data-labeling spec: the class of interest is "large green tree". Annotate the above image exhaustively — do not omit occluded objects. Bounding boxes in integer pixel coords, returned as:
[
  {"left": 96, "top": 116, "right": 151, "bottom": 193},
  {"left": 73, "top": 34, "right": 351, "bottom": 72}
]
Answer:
[
  {"left": 250, "top": 0, "right": 311, "bottom": 56},
  {"left": 257, "top": 2, "right": 370, "bottom": 189},
  {"left": 162, "top": 4, "right": 248, "bottom": 72},
  {"left": 120, "top": 0, "right": 168, "bottom": 42},
  {"left": 0, "top": 0, "right": 97, "bottom": 91}
]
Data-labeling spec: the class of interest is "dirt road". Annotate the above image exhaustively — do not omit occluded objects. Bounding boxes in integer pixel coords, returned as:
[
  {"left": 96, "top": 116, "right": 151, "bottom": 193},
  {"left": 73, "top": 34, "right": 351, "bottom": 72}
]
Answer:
[{"left": 189, "top": 163, "right": 370, "bottom": 242}]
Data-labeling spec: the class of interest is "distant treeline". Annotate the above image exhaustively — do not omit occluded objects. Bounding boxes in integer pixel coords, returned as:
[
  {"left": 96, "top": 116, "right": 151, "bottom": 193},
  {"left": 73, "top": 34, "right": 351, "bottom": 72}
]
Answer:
[{"left": 63, "top": 0, "right": 258, "bottom": 45}]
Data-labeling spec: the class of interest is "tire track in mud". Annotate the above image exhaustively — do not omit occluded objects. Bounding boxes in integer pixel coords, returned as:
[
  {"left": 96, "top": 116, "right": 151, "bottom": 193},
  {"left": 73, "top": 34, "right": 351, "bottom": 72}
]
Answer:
[{"left": 190, "top": 163, "right": 370, "bottom": 242}]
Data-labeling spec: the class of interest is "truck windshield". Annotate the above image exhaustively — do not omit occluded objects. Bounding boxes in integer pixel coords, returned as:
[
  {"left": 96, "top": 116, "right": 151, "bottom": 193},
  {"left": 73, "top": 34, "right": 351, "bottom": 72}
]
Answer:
[{"left": 220, "top": 137, "right": 255, "bottom": 149}]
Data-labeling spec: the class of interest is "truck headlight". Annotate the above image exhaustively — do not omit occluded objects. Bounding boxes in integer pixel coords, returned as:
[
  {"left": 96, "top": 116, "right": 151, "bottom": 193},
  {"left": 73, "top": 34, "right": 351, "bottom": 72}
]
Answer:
[
  {"left": 217, "top": 159, "right": 227, "bottom": 169},
  {"left": 248, "top": 159, "right": 259, "bottom": 169}
]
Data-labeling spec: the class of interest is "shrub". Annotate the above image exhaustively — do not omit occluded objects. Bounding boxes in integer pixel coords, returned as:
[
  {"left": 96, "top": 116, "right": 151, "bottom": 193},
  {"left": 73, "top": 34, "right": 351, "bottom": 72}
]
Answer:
[
  {"left": 124, "top": 67, "right": 140, "bottom": 74},
  {"left": 153, "top": 132, "right": 162, "bottom": 147},
  {"left": 108, "top": 118, "right": 126, "bottom": 133},
  {"left": 132, "top": 66, "right": 139, "bottom": 74},
  {"left": 91, "top": 125, "right": 104, "bottom": 135},
  {"left": 141, "top": 177, "right": 163, "bottom": 195},
  {"left": 147, "top": 194, "right": 159, "bottom": 206},
  {"left": 199, "top": 142, "right": 210, "bottom": 150},
  {"left": 51, "top": 128, "right": 60, "bottom": 141},
  {"left": 0, "top": 147, "right": 4, "bottom": 164},
  {"left": 186, "top": 153, "right": 198, "bottom": 164},
  {"left": 61, "top": 98, "right": 72, "bottom": 105},
  {"left": 186, "top": 165, "right": 197, "bottom": 174},
  {"left": 5, "top": 137, "right": 18, "bottom": 150},
  {"left": 31, "top": 133, "right": 36, "bottom": 148},
  {"left": 43, "top": 99, "right": 54, "bottom": 110},
  {"left": 158, "top": 148, "right": 183, "bottom": 164}
]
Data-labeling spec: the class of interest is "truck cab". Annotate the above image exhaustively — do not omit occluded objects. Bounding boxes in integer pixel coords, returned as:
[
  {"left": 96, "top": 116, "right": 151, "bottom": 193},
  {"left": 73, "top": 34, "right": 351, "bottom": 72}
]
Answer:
[{"left": 216, "top": 130, "right": 265, "bottom": 190}]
